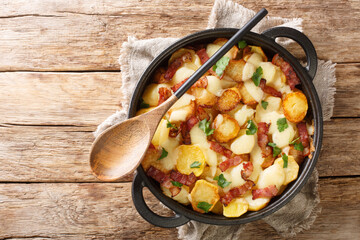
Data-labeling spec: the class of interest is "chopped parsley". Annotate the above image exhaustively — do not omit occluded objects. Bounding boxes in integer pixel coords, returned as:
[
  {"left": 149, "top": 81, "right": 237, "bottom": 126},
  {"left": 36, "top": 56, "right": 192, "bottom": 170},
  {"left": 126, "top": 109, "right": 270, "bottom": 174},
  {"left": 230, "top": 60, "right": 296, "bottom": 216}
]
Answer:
[
  {"left": 158, "top": 148, "right": 168, "bottom": 160},
  {"left": 268, "top": 142, "right": 281, "bottom": 157},
  {"left": 165, "top": 116, "right": 177, "bottom": 130},
  {"left": 261, "top": 100, "right": 268, "bottom": 110},
  {"left": 246, "top": 120, "right": 257, "bottom": 135},
  {"left": 282, "top": 153, "right": 288, "bottom": 168},
  {"left": 213, "top": 56, "right": 230, "bottom": 77},
  {"left": 289, "top": 137, "right": 300, "bottom": 145},
  {"left": 252, "top": 66, "right": 263, "bottom": 86},
  {"left": 197, "top": 202, "right": 212, "bottom": 213},
  {"left": 199, "top": 119, "right": 214, "bottom": 136},
  {"left": 238, "top": 40, "right": 247, "bottom": 49},
  {"left": 277, "top": 118, "right": 289, "bottom": 132},
  {"left": 294, "top": 142, "right": 304, "bottom": 151},
  {"left": 190, "top": 161, "right": 201, "bottom": 168},
  {"left": 214, "top": 174, "right": 231, "bottom": 188},
  {"left": 139, "top": 99, "right": 150, "bottom": 109},
  {"left": 171, "top": 181, "right": 183, "bottom": 187}
]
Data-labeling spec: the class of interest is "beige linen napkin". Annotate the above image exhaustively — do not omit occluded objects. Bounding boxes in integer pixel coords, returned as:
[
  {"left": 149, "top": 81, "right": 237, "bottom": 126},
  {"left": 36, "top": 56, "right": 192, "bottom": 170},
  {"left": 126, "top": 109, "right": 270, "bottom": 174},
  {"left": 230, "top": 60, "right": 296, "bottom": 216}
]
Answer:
[{"left": 94, "top": 0, "right": 336, "bottom": 238}]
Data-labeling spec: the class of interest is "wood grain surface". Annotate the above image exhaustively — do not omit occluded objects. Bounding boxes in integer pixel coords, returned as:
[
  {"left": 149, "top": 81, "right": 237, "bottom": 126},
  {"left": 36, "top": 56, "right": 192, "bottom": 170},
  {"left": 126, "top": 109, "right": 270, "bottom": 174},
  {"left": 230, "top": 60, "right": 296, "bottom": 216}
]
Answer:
[{"left": 0, "top": 0, "right": 359, "bottom": 239}]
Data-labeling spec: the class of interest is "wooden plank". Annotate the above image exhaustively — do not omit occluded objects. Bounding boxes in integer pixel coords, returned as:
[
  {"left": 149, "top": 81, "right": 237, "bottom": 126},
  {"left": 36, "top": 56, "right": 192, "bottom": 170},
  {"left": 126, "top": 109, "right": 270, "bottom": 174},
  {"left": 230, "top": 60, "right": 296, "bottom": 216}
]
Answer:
[
  {"left": 0, "top": 66, "right": 358, "bottom": 127},
  {"left": 0, "top": 178, "right": 359, "bottom": 239},
  {"left": 0, "top": 118, "right": 359, "bottom": 182},
  {"left": 0, "top": 0, "right": 359, "bottom": 71}
]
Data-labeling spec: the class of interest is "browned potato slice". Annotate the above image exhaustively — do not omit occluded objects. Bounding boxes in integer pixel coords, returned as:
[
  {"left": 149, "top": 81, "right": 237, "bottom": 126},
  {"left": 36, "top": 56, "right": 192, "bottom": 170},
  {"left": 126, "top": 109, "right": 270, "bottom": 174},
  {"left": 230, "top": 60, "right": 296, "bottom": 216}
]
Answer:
[
  {"left": 211, "top": 200, "right": 224, "bottom": 215},
  {"left": 223, "top": 197, "right": 249, "bottom": 217},
  {"left": 213, "top": 114, "right": 240, "bottom": 143},
  {"left": 168, "top": 48, "right": 195, "bottom": 65},
  {"left": 213, "top": 38, "right": 238, "bottom": 59},
  {"left": 216, "top": 87, "right": 242, "bottom": 112},
  {"left": 249, "top": 46, "right": 268, "bottom": 61},
  {"left": 176, "top": 145, "right": 206, "bottom": 177},
  {"left": 191, "top": 88, "right": 218, "bottom": 108},
  {"left": 190, "top": 180, "right": 220, "bottom": 213},
  {"left": 224, "top": 60, "right": 246, "bottom": 82},
  {"left": 283, "top": 91, "right": 308, "bottom": 123},
  {"left": 238, "top": 82, "right": 257, "bottom": 106},
  {"left": 141, "top": 146, "right": 170, "bottom": 174}
]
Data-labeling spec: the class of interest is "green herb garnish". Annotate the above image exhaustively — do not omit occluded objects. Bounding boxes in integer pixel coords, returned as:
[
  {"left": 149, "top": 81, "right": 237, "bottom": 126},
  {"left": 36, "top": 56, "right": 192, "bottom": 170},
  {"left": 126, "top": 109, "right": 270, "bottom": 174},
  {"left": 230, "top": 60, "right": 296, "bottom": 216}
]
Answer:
[
  {"left": 214, "top": 174, "right": 231, "bottom": 188},
  {"left": 282, "top": 153, "right": 288, "bottom": 168},
  {"left": 268, "top": 142, "right": 281, "bottom": 157},
  {"left": 238, "top": 40, "right": 247, "bottom": 49},
  {"left": 213, "top": 56, "right": 230, "bottom": 77},
  {"left": 252, "top": 66, "right": 263, "bottom": 86},
  {"left": 158, "top": 148, "right": 168, "bottom": 160},
  {"left": 171, "top": 181, "right": 183, "bottom": 187},
  {"left": 165, "top": 116, "right": 177, "bottom": 130},
  {"left": 261, "top": 100, "right": 268, "bottom": 110},
  {"left": 199, "top": 119, "right": 214, "bottom": 136},
  {"left": 289, "top": 137, "right": 300, "bottom": 145},
  {"left": 246, "top": 120, "right": 257, "bottom": 135},
  {"left": 294, "top": 142, "right": 304, "bottom": 151},
  {"left": 139, "top": 99, "right": 150, "bottom": 109},
  {"left": 197, "top": 202, "right": 212, "bottom": 213},
  {"left": 277, "top": 118, "right": 289, "bottom": 132},
  {"left": 190, "top": 161, "right": 201, "bottom": 168}
]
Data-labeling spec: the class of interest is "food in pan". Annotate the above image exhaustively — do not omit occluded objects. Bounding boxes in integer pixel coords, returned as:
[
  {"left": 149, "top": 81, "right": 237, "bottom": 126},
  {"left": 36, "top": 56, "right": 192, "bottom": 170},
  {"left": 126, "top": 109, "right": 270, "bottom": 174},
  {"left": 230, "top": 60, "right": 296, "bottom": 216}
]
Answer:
[{"left": 137, "top": 38, "right": 314, "bottom": 217}]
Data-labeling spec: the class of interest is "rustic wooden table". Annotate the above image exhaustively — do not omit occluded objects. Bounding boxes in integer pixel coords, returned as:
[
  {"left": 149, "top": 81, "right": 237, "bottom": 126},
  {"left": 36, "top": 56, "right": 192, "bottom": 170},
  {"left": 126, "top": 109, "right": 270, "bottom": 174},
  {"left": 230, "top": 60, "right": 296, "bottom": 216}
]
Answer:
[{"left": 0, "top": 0, "right": 359, "bottom": 239}]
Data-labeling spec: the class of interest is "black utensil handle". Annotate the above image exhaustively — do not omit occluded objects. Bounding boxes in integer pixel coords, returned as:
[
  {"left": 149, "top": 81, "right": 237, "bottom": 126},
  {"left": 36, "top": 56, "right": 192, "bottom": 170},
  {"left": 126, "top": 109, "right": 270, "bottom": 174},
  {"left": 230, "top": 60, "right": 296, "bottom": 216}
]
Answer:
[
  {"left": 262, "top": 27, "right": 317, "bottom": 79},
  {"left": 132, "top": 173, "right": 189, "bottom": 228},
  {"left": 174, "top": 8, "right": 268, "bottom": 98}
]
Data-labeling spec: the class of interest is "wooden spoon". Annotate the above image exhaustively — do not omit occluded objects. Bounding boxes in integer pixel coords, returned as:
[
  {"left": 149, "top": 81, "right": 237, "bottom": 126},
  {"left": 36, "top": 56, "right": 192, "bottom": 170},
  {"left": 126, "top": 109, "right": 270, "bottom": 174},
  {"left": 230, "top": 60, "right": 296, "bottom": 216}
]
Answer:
[{"left": 90, "top": 8, "right": 268, "bottom": 181}]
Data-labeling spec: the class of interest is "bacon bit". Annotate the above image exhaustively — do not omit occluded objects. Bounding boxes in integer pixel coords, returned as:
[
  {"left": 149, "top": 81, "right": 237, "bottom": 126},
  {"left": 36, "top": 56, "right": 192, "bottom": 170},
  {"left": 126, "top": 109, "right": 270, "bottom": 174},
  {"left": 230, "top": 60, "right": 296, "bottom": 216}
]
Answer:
[
  {"left": 171, "top": 76, "right": 208, "bottom": 93},
  {"left": 169, "top": 127, "right": 180, "bottom": 138},
  {"left": 219, "top": 155, "right": 250, "bottom": 172},
  {"left": 171, "top": 79, "right": 187, "bottom": 92},
  {"left": 186, "top": 116, "right": 199, "bottom": 130},
  {"left": 242, "top": 46, "right": 252, "bottom": 57},
  {"left": 259, "top": 79, "right": 282, "bottom": 98},
  {"left": 164, "top": 52, "right": 192, "bottom": 81},
  {"left": 196, "top": 105, "right": 210, "bottom": 121},
  {"left": 261, "top": 156, "right": 275, "bottom": 169},
  {"left": 272, "top": 53, "right": 300, "bottom": 90},
  {"left": 149, "top": 143, "right": 156, "bottom": 149},
  {"left": 252, "top": 185, "right": 278, "bottom": 200},
  {"left": 180, "top": 116, "right": 199, "bottom": 145},
  {"left": 241, "top": 161, "right": 254, "bottom": 180},
  {"left": 158, "top": 87, "right": 172, "bottom": 105},
  {"left": 170, "top": 170, "right": 197, "bottom": 186},
  {"left": 153, "top": 67, "right": 167, "bottom": 84},
  {"left": 221, "top": 180, "right": 255, "bottom": 206},
  {"left": 196, "top": 48, "right": 210, "bottom": 65},
  {"left": 257, "top": 122, "right": 273, "bottom": 158},
  {"left": 169, "top": 187, "right": 181, "bottom": 197},
  {"left": 289, "top": 145, "right": 304, "bottom": 165},
  {"left": 209, "top": 141, "right": 233, "bottom": 158},
  {"left": 297, "top": 122, "right": 310, "bottom": 148},
  {"left": 147, "top": 166, "right": 172, "bottom": 188},
  {"left": 303, "top": 147, "right": 310, "bottom": 157}
]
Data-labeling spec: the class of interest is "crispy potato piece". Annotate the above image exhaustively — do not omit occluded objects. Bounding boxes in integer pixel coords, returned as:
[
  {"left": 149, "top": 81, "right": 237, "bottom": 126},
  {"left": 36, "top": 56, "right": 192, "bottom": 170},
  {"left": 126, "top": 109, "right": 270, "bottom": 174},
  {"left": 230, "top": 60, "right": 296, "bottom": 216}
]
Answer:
[
  {"left": 224, "top": 59, "right": 246, "bottom": 82},
  {"left": 191, "top": 87, "right": 218, "bottom": 108},
  {"left": 161, "top": 185, "right": 191, "bottom": 205},
  {"left": 223, "top": 197, "right": 249, "bottom": 217},
  {"left": 274, "top": 156, "right": 299, "bottom": 185},
  {"left": 249, "top": 46, "right": 268, "bottom": 61},
  {"left": 213, "top": 38, "right": 239, "bottom": 59},
  {"left": 141, "top": 145, "right": 172, "bottom": 174},
  {"left": 168, "top": 48, "right": 198, "bottom": 66},
  {"left": 216, "top": 87, "right": 241, "bottom": 112},
  {"left": 213, "top": 114, "right": 240, "bottom": 143},
  {"left": 283, "top": 91, "right": 308, "bottom": 123},
  {"left": 190, "top": 180, "right": 220, "bottom": 213},
  {"left": 243, "top": 191, "right": 270, "bottom": 211},
  {"left": 211, "top": 200, "right": 224, "bottom": 215},
  {"left": 168, "top": 100, "right": 195, "bottom": 122},
  {"left": 176, "top": 145, "right": 206, "bottom": 177},
  {"left": 238, "top": 82, "right": 257, "bottom": 106}
]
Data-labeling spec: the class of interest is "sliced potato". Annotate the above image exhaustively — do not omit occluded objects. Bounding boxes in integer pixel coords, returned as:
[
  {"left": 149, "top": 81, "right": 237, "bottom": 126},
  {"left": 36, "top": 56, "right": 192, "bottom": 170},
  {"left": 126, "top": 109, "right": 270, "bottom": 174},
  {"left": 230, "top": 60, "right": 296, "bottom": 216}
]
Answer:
[
  {"left": 242, "top": 62, "right": 256, "bottom": 81},
  {"left": 171, "top": 66, "right": 195, "bottom": 85},
  {"left": 176, "top": 145, "right": 206, "bottom": 177},
  {"left": 169, "top": 93, "right": 195, "bottom": 110},
  {"left": 136, "top": 107, "right": 156, "bottom": 116},
  {"left": 230, "top": 129, "right": 256, "bottom": 155},
  {"left": 168, "top": 100, "right": 195, "bottom": 122},
  {"left": 216, "top": 87, "right": 242, "bottom": 112},
  {"left": 259, "top": 62, "right": 277, "bottom": 84},
  {"left": 243, "top": 191, "right": 270, "bottom": 211},
  {"left": 190, "top": 180, "right": 220, "bottom": 213},
  {"left": 238, "top": 82, "right": 257, "bottom": 106},
  {"left": 250, "top": 46, "right": 267, "bottom": 61},
  {"left": 283, "top": 91, "right": 308, "bottom": 123},
  {"left": 142, "top": 83, "right": 171, "bottom": 107},
  {"left": 224, "top": 59, "right": 246, "bottom": 82},
  {"left": 206, "top": 75, "right": 223, "bottom": 96},
  {"left": 213, "top": 114, "right": 240, "bottom": 143},
  {"left": 191, "top": 87, "right": 218, "bottom": 108},
  {"left": 168, "top": 48, "right": 199, "bottom": 66},
  {"left": 223, "top": 197, "right": 249, "bottom": 217},
  {"left": 245, "top": 52, "right": 263, "bottom": 68},
  {"left": 274, "top": 156, "right": 299, "bottom": 185},
  {"left": 231, "top": 104, "right": 255, "bottom": 127},
  {"left": 161, "top": 185, "right": 191, "bottom": 205},
  {"left": 243, "top": 80, "right": 263, "bottom": 103},
  {"left": 257, "top": 160, "right": 285, "bottom": 190},
  {"left": 211, "top": 200, "right": 224, "bottom": 215},
  {"left": 213, "top": 38, "right": 238, "bottom": 59},
  {"left": 206, "top": 43, "right": 237, "bottom": 60}
]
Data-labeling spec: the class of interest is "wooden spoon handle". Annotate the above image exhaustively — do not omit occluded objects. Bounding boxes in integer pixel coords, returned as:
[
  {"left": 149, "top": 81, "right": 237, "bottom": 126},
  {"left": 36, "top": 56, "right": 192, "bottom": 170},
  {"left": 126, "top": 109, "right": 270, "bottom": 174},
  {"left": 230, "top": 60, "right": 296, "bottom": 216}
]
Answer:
[{"left": 174, "top": 8, "right": 268, "bottom": 98}]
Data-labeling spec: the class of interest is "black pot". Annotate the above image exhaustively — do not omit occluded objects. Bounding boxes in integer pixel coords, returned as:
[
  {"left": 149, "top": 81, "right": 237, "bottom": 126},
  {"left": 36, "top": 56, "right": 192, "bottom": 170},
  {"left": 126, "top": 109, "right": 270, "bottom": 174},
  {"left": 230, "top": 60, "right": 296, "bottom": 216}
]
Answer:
[{"left": 129, "top": 27, "right": 323, "bottom": 228}]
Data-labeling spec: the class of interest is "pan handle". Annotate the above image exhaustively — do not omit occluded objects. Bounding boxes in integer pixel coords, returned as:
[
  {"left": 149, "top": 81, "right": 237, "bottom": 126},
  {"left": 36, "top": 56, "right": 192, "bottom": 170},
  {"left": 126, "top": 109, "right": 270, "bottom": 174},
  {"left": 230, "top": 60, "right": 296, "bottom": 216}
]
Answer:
[
  {"left": 262, "top": 27, "right": 317, "bottom": 80},
  {"left": 132, "top": 172, "right": 189, "bottom": 228}
]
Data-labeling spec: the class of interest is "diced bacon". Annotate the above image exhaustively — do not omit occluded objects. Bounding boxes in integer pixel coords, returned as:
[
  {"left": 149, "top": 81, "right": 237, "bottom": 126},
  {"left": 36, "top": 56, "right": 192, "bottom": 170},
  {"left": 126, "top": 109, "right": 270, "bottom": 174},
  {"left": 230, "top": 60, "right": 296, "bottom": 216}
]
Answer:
[
  {"left": 297, "top": 122, "right": 310, "bottom": 148},
  {"left": 186, "top": 116, "right": 199, "bottom": 131},
  {"left": 241, "top": 161, "right": 254, "bottom": 180},
  {"left": 171, "top": 79, "right": 187, "bottom": 92},
  {"left": 289, "top": 145, "right": 304, "bottom": 165},
  {"left": 196, "top": 48, "right": 210, "bottom": 65},
  {"left": 259, "top": 79, "right": 282, "bottom": 98},
  {"left": 221, "top": 180, "right": 255, "bottom": 206},
  {"left": 219, "top": 155, "right": 250, "bottom": 172},
  {"left": 242, "top": 46, "right": 252, "bottom": 57},
  {"left": 158, "top": 87, "right": 172, "bottom": 105},
  {"left": 261, "top": 157, "right": 275, "bottom": 169},
  {"left": 171, "top": 76, "right": 208, "bottom": 93},
  {"left": 196, "top": 105, "right": 210, "bottom": 121},
  {"left": 170, "top": 170, "right": 197, "bottom": 186},
  {"left": 147, "top": 166, "right": 172, "bottom": 188},
  {"left": 252, "top": 185, "right": 278, "bottom": 200},
  {"left": 168, "top": 127, "right": 180, "bottom": 138},
  {"left": 164, "top": 52, "right": 192, "bottom": 81},
  {"left": 153, "top": 67, "right": 167, "bottom": 84},
  {"left": 169, "top": 186, "right": 181, "bottom": 197},
  {"left": 257, "top": 122, "right": 273, "bottom": 158},
  {"left": 180, "top": 116, "right": 198, "bottom": 145},
  {"left": 209, "top": 141, "right": 233, "bottom": 158},
  {"left": 303, "top": 147, "right": 310, "bottom": 157},
  {"left": 272, "top": 54, "right": 300, "bottom": 90}
]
